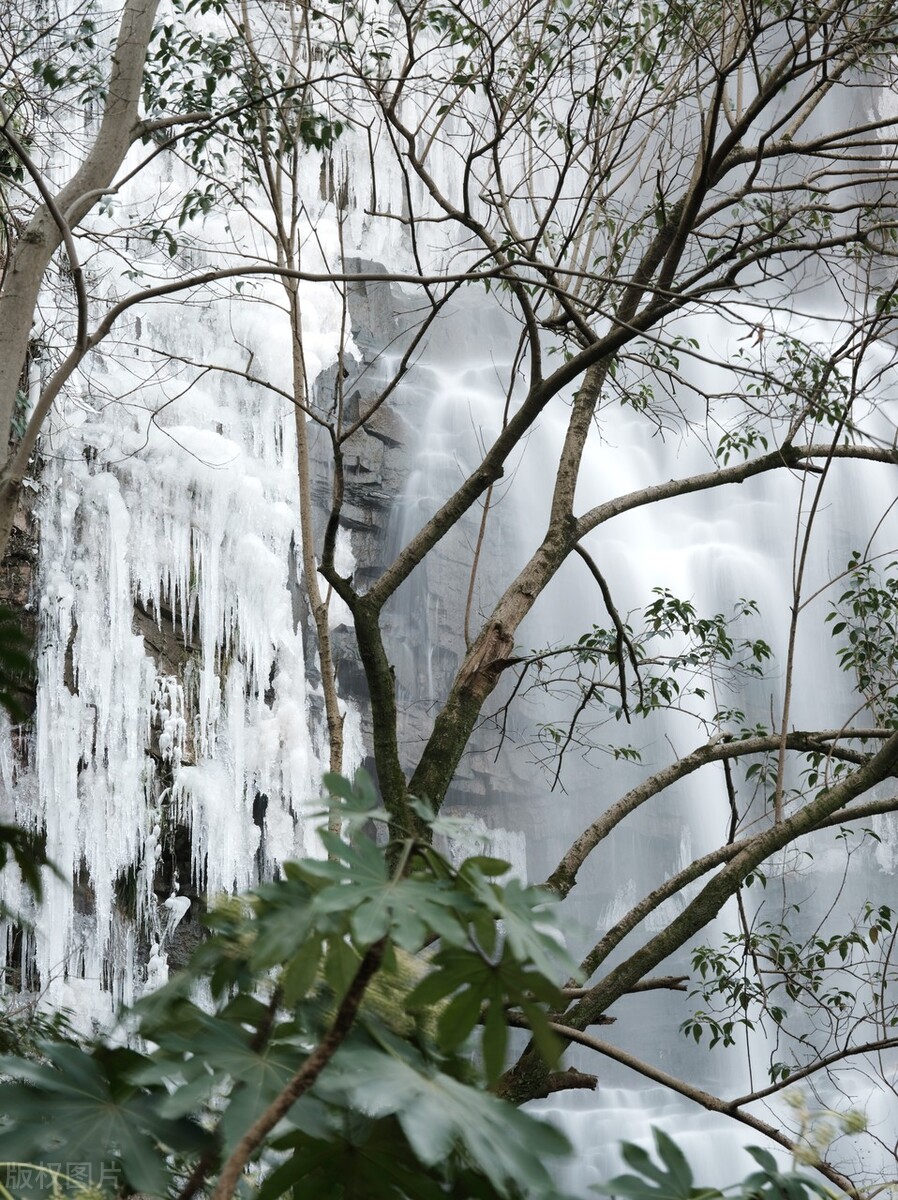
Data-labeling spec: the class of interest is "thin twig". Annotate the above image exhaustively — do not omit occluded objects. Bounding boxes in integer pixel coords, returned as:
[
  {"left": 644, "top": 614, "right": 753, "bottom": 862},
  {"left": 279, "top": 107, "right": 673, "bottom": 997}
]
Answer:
[{"left": 574, "top": 543, "right": 644, "bottom": 715}]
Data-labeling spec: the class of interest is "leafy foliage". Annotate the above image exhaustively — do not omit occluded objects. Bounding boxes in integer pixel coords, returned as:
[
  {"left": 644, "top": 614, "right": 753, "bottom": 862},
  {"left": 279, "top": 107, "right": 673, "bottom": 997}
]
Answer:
[
  {"left": 683, "top": 899, "right": 898, "bottom": 1074},
  {"left": 0, "top": 1041, "right": 210, "bottom": 1197},
  {"left": 529, "top": 592, "right": 771, "bottom": 771},
  {"left": 596, "top": 1128, "right": 832, "bottom": 1200},
  {"left": 0, "top": 772, "right": 577, "bottom": 1199},
  {"left": 828, "top": 553, "right": 898, "bottom": 727}
]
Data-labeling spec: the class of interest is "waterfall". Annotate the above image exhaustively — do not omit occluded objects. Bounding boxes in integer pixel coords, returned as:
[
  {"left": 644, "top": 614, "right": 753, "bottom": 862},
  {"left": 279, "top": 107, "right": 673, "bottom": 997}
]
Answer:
[{"left": 2, "top": 0, "right": 898, "bottom": 1193}]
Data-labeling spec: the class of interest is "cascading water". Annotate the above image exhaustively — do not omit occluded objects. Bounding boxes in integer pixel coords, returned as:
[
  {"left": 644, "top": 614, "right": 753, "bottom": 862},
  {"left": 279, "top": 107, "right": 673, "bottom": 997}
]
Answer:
[{"left": 366, "top": 282, "right": 898, "bottom": 1188}]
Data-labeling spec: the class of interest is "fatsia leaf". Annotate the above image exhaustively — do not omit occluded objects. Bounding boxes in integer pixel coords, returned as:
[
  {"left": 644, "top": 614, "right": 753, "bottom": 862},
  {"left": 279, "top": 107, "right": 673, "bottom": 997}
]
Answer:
[
  {"left": 621, "top": 1141, "right": 676, "bottom": 1186},
  {"left": 481, "top": 999, "right": 507, "bottom": 1084},
  {"left": 743, "top": 1146, "right": 779, "bottom": 1175},
  {"left": 325, "top": 937, "right": 365, "bottom": 1001},
  {"left": 652, "top": 1129, "right": 694, "bottom": 1194},
  {"left": 404, "top": 964, "right": 467, "bottom": 1011},
  {"left": 282, "top": 936, "right": 324, "bottom": 1004},
  {"left": 462, "top": 856, "right": 512, "bottom": 878},
  {"left": 315, "top": 1040, "right": 572, "bottom": 1199},
  {"left": 519, "top": 998, "right": 562, "bottom": 1071},
  {"left": 437, "top": 986, "right": 484, "bottom": 1051},
  {"left": 323, "top": 768, "right": 381, "bottom": 813},
  {"left": 465, "top": 872, "right": 579, "bottom": 981},
  {"left": 312, "top": 862, "right": 467, "bottom": 952},
  {"left": 408, "top": 796, "right": 484, "bottom": 841},
  {"left": 405, "top": 946, "right": 491, "bottom": 1012},
  {"left": 0, "top": 1046, "right": 209, "bottom": 1196},
  {"left": 739, "top": 1148, "right": 833, "bottom": 1200},
  {"left": 262, "top": 1117, "right": 450, "bottom": 1200},
  {"left": 251, "top": 879, "right": 315, "bottom": 967}
]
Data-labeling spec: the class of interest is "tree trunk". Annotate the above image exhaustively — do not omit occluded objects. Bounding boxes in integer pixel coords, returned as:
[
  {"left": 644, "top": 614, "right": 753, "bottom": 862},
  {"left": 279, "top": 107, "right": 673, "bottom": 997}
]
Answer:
[{"left": 0, "top": 0, "right": 160, "bottom": 556}]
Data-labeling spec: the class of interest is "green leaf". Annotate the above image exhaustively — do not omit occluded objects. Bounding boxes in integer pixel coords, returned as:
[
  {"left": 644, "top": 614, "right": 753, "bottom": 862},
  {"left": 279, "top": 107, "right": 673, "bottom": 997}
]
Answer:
[
  {"left": 653, "top": 1129, "right": 694, "bottom": 1194},
  {"left": 437, "top": 986, "right": 483, "bottom": 1051},
  {"left": 519, "top": 999, "right": 562, "bottom": 1071},
  {"left": 405, "top": 965, "right": 468, "bottom": 1011},
  {"left": 0, "top": 1045, "right": 209, "bottom": 1195},
  {"left": 465, "top": 872, "right": 578, "bottom": 981},
  {"left": 481, "top": 999, "right": 507, "bottom": 1084},
  {"left": 317, "top": 1040, "right": 572, "bottom": 1199},
  {"left": 461, "top": 856, "right": 512, "bottom": 878},
  {"left": 596, "top": 1133, "right": 707, "bottom": 1200},
  {"left": 743, "top": 1146, "right": 780, "bottom": 1176},
  {"left": 263, "top": 1116, "right": 450, "bottom": 1200},
  {"left": 252, "top": 882, "right": 314, "bottom": 966},
  {"left": 310, "top": 844, "right": 467, "bottom": 952},
  {"left": 283, "top": 937, "right": 324, "bottom": 1004},
  {"left": 325, "top": 937, "right": 364, "bottom": 1002}
]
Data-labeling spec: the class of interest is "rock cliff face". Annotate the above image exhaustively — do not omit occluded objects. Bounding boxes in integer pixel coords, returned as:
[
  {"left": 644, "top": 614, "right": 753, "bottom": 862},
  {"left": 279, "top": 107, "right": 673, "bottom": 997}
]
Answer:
[
  {"left": 309, "top": 262, "right": 533, "bottom": 808},
  {"left": 0, "top": 486, "right": 40, "bottom": 717}
]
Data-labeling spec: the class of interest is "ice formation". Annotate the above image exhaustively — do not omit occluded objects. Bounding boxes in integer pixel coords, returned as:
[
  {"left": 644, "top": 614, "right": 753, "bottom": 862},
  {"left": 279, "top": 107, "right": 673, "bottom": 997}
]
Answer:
[{"left": 0, "top": 173, "right": 376, "bottom": 1005}]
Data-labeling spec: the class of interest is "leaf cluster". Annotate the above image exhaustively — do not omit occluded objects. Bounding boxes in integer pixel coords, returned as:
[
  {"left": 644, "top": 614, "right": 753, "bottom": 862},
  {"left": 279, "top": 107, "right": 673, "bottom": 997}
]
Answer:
[
  {"left": 596, "top": 1129, "right": 832, "bottom": 1200},
  {"left": 530, "top": 592, "right": 771, "bottom": 771},
  {"left": 828, "top": 553, "right": 898, "bottom": 727},
  {"left": 682, "top": 901, "right": 898, "bottom": 1065},
  {"left": 0, "top": 772, "right": 578, "bottom": 1199}
]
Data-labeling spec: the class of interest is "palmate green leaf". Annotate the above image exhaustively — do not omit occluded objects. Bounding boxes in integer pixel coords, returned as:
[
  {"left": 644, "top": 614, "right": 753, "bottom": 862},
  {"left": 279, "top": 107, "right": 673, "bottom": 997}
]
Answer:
[
  {"left": 251, "top": 878, "right": 315, "bottom": 966},
  {"left": 325, "top": 937, "right": 366, "bottom": 1001},
  {"left": 408, "top": 796, "right": 490, "bottom": 842},
  {"left": 131, "top": 991, "right": 209, "bottom": 1052},
  {"left": 592, "top": 1131, "right": 830, "bottom": 1200},
  {"left": 458, "top": 855, "right": 512, "bottom": 877},
  {"left": 133, "top": 1006, "right": 300, "bottom": 1143},
  {"left": 482, "top": 998, "right": 508, "bottom": 1084},
  {"left": 594, "top": 1173, "right": 719, "bottom": 1200},
  {"left": 152, "top": 1066, "right": 218, "bottom": 1118},
  {"left": 262, "top": 1116, "right": 451, "bottom": 1200},
  {"left": 350, "top": 883, "right": 397, "bottom": 946},
  {"left": 177, "top": 1010, "right": 296, "bottom": 1085},
  {"left": 621, "top": 1143, "right": 680, "bottom": 1190},
  {"left": 282, "top": 935, "right": 324, "bottom": 1004},
  {"left": 437, "top": 985, "right": 484, "bottom": 1050},
  {"left": 519, "top": 998, "right": 562, "bottom": 1071},
  {"left": 407, "top": 945, "right": 564, "bottom": 1011},
  {"left": 317, "top": 769, "right": 392, "bottom": 831},
  {"left": 648, "top": 1129, "right": 694, "bottom": 1194},
  {"left": 0, "top": 1044, "right": 209, "bottom": 1196},
  {"left": 465, "top": 871, "right": 579, "bottom": 981},
  {"left": 310, "top": 849, "right": 469, "bottom": 952},
  {"left": 743, "top": 1146, "right": 779, "bottom": 1175},
  {"left": 316, "top": 1040, "right": 573, "bottom": 1200},
  {"left": 739, "top": 1147, "right": 833, "bottom": 1200},
  {"left": 324, "top": 767, "right": 381, "bottom": 811},
  {"left": 472, "top": 906, "right": 499, "bottom": 956},
  {"left": 595, "top": 1131, "right": 701, "bottom": 1200},
  {"left": 405, "top": 946, "right": 492, "bottom": 1012},
  {"left": 308, "top": 829, "right": 390, "bottom": 884},
  {"left": 403, "top": 962, "right": 464, "bottom": 1010},
  {"left": 407, "top": 943, "right": 564, "bottom": 1073}
]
